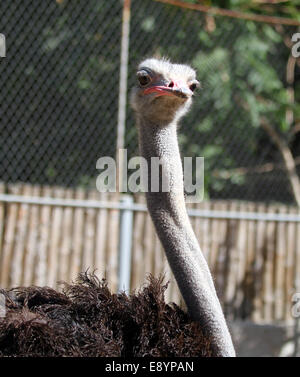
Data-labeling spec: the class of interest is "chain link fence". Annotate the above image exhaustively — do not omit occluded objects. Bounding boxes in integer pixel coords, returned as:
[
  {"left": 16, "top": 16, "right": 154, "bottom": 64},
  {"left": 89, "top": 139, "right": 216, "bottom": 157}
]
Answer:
[{"left": 1, "top": 0, "right": 299, "bottom": 204}]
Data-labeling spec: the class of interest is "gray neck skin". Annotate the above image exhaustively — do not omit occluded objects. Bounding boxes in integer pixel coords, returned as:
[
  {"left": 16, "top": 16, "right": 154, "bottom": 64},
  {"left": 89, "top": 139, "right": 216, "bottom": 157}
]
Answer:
[{"left": 137, "top": 116, "right": 235, "bottom": 357}]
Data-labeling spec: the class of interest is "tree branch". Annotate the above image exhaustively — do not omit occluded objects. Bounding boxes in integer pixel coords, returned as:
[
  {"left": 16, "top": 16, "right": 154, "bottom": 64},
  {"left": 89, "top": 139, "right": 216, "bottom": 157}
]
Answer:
[
  {"left": 286, "top": 53, "right": 296, "bottom": 140},
  {"left": 260, "top": 117, "right": 300, "bottom": 206},
  {"left": 212, "top": 156, "right": 300, "bottom": 179}
]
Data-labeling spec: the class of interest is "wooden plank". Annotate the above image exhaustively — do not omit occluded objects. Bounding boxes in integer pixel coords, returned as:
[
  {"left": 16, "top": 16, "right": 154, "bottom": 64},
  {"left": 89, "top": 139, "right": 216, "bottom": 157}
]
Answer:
[
  {"left": 21, "top": 184, "right": 40, "bottom": 286},
  {"left": 244, "top": 202, "right": 256, "bottom": 319},
  {"left": 31, "top": 185, "right": 45, "bottom": 287},
  {"left": 1, "top": 184, "right": 21, "bottom": 288},
  {"left": 81, "top": 189, "right": 97, "bottom": 273},
  {"left": 234, "top": 202, "right": 248, "bottom": 318},
  {"left": 94, "top": 192, "right": 108, "bottom": 281},
  {"left": 10, "top": 184, "right": 31, "bottom": 287},
  {"left": 270, "top": 205, "right": 279, "bottom": 321},
  {"left": 214, "top": 201, "right": 229, "bottom": 305},
  {"left": 46, "top": 186, "right": 64, "bottom": 288},
  {"left": 209, "top": 201, "right": 221, "bottom": 275},
  {"left": 262, "top": 204, "right": 276, "bottom": 322},
  {"left": 69, "top": 188, "right": 85, "bottom": 283},
  {"left": 57, "top": 187, "right": 74, "bottom": 284},
  {"left": 34, "top": 185, "right": 53, "bottom": 287},
  {"left": 252, "top": 203, "right": 266, "bottom": 322},
  {"left": 90, "top": 190, "right": 100, "bottom": 271},
  {"left": 285, "top": 205, "right": 297, "bottom": 321},
  {"left": 274, "top": 204, "right": 286, "bottom": 321},
  {"left": 223, "top": 201, "right": 239, "bottom": 319}
]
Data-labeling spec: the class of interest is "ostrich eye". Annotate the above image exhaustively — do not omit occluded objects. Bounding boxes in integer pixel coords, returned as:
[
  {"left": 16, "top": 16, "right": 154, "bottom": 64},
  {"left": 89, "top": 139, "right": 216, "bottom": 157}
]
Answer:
[
  {"left": 138, "top": 75, "right": 150, "bottom": 86},
  {"left": 137, "top": 70, "right": 151, "bottom": 87},
  {"left": 189, "top": 80, "right": 200, "bottom": 92}
]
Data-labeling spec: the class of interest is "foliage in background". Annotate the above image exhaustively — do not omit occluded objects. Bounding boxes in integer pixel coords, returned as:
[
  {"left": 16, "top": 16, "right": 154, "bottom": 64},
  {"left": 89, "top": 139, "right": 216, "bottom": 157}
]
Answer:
[
  {"left": 1, "top": 0, "right": 299, "bottom": 203},
  {"left": 127, "top": 0, "right": 300, "bottom": 203}
]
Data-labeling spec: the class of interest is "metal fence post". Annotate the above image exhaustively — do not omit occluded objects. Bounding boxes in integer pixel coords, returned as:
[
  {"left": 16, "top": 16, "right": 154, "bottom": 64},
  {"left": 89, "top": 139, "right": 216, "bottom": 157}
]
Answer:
[
  {"left": 118, "top": 195, "right": 133, "bottom": 293},
  {"left": 116, "top": 0, "right": 131, "bottom": 193}
]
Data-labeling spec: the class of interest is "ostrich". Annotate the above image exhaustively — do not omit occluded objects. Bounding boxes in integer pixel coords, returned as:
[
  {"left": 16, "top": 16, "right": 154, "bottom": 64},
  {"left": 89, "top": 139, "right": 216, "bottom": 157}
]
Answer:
[
  {"left": 130, "top": 58, "right": 235, "bottom": 357},
  {"left": 0, "top": 58, "right": 235, "bottom": 358}
]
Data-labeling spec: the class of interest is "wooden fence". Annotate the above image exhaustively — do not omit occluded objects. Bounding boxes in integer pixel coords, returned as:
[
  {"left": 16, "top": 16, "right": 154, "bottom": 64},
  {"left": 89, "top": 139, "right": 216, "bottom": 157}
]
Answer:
[{"left": 0, "top": 182, "right": 299, "bottom": 323}]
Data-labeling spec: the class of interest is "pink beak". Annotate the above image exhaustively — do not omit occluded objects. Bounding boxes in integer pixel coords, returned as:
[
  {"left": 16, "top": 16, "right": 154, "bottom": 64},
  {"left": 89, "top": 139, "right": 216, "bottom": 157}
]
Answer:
[{"left": 143, "top": 80, "right": 193, "bottom": 99}]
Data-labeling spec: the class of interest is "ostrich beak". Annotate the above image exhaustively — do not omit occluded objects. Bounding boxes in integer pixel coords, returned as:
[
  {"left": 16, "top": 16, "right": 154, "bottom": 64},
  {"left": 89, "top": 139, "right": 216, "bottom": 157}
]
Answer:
[{"left": 143, "top": 80, "right": 193, "bottom": 99}]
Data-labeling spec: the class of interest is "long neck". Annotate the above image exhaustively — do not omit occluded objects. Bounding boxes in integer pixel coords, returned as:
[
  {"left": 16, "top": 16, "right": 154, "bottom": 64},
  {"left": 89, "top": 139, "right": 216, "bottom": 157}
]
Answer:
[{"left": 137, "top": 116, "right": 235, "bottom": 357}]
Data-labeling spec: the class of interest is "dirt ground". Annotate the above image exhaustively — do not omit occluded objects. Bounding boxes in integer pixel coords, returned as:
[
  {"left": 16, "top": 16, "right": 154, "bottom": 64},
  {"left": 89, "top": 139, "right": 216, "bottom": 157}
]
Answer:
[{"left": 229, "top": 320, "right": 300, "bottom": 357}]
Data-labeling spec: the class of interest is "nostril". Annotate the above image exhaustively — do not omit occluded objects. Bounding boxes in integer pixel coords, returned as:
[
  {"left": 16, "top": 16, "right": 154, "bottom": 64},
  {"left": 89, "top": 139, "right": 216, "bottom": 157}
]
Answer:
[{"left": 168, "top": 81, "right": 174, "bottom": 88}]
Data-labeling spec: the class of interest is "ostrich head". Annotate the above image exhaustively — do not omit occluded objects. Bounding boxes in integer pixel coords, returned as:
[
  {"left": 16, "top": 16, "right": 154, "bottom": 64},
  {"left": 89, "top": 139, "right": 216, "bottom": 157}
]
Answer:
[{"left": 130, "top": 58, "right": 200, "bottom": 125}]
